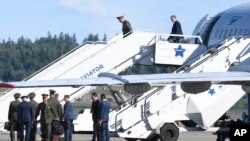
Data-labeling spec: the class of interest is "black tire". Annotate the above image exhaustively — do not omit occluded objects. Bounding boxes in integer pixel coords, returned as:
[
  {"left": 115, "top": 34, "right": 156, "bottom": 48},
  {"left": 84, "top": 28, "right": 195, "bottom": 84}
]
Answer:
[{"left": 159, "top": 123, "right": 179, "bottom": 141}]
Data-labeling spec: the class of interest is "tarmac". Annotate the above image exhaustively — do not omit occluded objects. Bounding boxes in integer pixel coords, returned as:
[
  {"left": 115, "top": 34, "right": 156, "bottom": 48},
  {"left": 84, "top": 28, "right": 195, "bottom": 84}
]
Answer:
[{"left": 0, "top": 131, "right": 229, "bottom": 141}]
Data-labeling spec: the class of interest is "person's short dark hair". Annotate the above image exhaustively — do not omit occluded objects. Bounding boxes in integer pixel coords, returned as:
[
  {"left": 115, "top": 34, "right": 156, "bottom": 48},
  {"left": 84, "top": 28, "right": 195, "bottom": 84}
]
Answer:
[
  {"left": 49, "top": 89, "right": 56, "bottom": 95},
  {"left": 28, "top": 92, "right": 36, "bottom": 99},
  {"left": 171, "top": 15, "right": 176, "bottom": 19},
  {"left": 64, "top": 95, "right": 70, "bottom": 99},
  {"left": 100, "top": 94, "right": 106, "bottom": 99},
  {"left": 91, "top": 92, "right": 98, "bottom": 97},
  {"left": 14, "top": 93, "right": 21, "bottom": 98}
]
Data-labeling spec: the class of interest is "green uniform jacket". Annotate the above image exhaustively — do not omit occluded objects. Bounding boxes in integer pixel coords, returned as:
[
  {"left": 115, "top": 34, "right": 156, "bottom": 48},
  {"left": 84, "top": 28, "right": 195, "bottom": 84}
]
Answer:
[
  {"left": 35, "top": 102, "right": 58, "bottom": 124},
  {"left": 8, "top": 100, "right": 21, "bottom": 121},
  {"left": 48, "top": 97, "right": 63, "bottom": 120},
  {"left": 122, "top": 20, "right": 133, "bottom": 38}
]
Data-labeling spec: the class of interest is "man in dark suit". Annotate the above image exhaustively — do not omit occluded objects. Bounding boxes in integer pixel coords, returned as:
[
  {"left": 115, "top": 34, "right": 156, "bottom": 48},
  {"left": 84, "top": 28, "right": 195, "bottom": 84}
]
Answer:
[
  {"left": 28, "top": 92, "right": 38, "bottom": 141},
  {"left": 8, "top": 93, "right": 21, "bottom": 141},
  {"left": 168, "top": 15, "right": 183, "bottom": 43},
  {"left": 99, "top": 94, "right": 110, "bottom": 141},
  {"left": 63, "top": 95, "right": 74, "bottom": 141},
  {"left": 117, "top": 16, "right": 133, "bottom": 38},
  {"left": 91, "top": 92, "right": 101, "bottom": 141},
  {"left": 17, "top": 95, "right": 33, "bottom": 141},
  {"left": 35, "top": 93, "right": 58, "bottom": 141}
]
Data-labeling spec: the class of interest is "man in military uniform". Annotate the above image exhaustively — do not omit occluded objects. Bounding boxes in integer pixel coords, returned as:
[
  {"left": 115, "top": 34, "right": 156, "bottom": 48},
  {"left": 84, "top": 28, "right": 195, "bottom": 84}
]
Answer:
[
  {"left": 8, "top": 93, "right": 21, "bottom": 141},
  {"left": 35, "top": 93, "right": 58, "bottom": 141},
  {"left": 116, "top": 15, "right": 133, "bottom": 38},
  {"left": 54, "top": 93, "right": 63, "bottom": 120},
  {"left": 28, "top": 92, "right": 38, "bottom": 141},
  {"left": 48, "top": 90, "right": 62, "bottom": 141},
  {"left": 48, "top": 90, "right": 62, "bottom": 120}
]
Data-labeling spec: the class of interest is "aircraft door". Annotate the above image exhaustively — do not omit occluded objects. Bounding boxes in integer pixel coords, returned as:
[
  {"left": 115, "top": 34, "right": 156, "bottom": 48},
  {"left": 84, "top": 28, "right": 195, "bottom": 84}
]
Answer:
[
  {"left": 192, "top": 14, "right": 210, "bottom": 36},
  {"left": 196, "top": 14, "right": 222, "bottom": 46}
]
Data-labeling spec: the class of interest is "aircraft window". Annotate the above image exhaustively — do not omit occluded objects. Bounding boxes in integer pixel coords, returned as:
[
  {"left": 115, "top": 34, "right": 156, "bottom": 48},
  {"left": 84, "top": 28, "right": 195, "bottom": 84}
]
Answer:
[
  {"left": 224, "top": 29, "right": 228, "bottom": 37},
  {"left": 248, "top": 29, "right": 250, "bottom": 35},
  {"left": 243, "top": 29, "right": 248, "bottom": 35},
  {"left": 234, "top": 29, "right": 238, "bottom": 35},
  {"left": 229, "top": 29, "right": 234, "bottom": 36},
  {"left": 215, "top": 30, "right": 219, "bottom": 38},
  {"left": 239, "top": 29, "right": 243, "bottom": 35},
  {"left": 219, "top": 29, "right": 224, "bottom": 39}
]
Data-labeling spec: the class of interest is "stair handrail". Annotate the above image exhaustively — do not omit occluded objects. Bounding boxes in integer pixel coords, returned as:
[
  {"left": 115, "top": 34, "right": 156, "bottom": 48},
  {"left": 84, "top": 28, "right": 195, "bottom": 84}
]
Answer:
[
  {"left": 175, "top": 35, "right": 243, "bottom": 73},
  {"left": 114, "top": 87, "right": 165, "bottom": 132},
  {"left": 183, "top": 35, "right": 248, "bottom": 73}
]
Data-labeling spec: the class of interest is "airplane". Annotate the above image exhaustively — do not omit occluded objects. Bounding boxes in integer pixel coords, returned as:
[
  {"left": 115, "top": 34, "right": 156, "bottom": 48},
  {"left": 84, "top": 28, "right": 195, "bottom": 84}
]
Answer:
[{"left": 1, "top": 2, "right": 250, "bottom": 141}]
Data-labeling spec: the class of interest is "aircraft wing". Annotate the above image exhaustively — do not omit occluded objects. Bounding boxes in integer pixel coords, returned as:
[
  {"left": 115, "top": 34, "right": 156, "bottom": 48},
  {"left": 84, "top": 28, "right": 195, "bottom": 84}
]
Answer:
[{"left": 0, "top": 71, "right": 250, "bottom": 94}]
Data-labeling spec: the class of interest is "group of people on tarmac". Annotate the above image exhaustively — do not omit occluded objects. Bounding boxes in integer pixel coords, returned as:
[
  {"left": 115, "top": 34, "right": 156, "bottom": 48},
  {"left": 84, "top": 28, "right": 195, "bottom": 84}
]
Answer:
[
  {"left": 8, "top": 89, "right": 74, "bottom": 141},
  {"left": 8, "top": 90, "right": 110, "bottom": 141},
  {"left": 117, "top": 15, "right": 183, "bottom": 42},
  {"left": 90, "top": 92, "right": 111, "bottom": 141}
]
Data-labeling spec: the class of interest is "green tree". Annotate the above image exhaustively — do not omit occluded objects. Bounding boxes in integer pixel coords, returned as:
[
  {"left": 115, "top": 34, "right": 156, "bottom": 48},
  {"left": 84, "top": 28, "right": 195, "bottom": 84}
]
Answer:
[{"left": 0, "top": 32, "right": 79, "bottom": 81}]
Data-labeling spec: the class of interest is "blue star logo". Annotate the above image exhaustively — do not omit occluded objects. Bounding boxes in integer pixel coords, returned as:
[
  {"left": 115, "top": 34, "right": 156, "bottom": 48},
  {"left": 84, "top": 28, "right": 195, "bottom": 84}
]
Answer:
[
  {"left": 208, "top": 88, "right": 216, "bottom": 96},
  {"left": 174, "top": 45, "right": 185, "bottom": 57}
]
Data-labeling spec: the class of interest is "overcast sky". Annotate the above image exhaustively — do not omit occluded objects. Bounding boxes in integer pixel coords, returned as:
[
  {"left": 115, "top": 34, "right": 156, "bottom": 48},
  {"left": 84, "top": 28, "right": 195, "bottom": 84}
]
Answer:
[{"left": 0, "top": 0, "right": 249, "bottom": 43}]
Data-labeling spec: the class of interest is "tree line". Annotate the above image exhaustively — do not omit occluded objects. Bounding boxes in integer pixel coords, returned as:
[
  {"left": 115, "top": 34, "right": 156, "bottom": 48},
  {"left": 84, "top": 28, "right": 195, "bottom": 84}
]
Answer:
[{"left": 0, "top": 32, "right": 104, "bottom": 81}]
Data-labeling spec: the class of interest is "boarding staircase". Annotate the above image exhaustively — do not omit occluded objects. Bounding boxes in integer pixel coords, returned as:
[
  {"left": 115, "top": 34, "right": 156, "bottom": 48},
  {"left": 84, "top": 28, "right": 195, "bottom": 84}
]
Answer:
[
  {"left": 0, "top": 30, "right": 162, "bottom": 131},
  {"left": 109, "top": 35, "right": 250, "bottom": 140}
]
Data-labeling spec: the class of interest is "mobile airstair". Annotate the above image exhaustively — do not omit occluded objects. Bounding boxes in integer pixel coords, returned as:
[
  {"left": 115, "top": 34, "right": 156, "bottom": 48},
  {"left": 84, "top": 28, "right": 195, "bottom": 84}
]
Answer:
[{"left": 105, "top": 35, "right": 250, "bottom": 141}]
